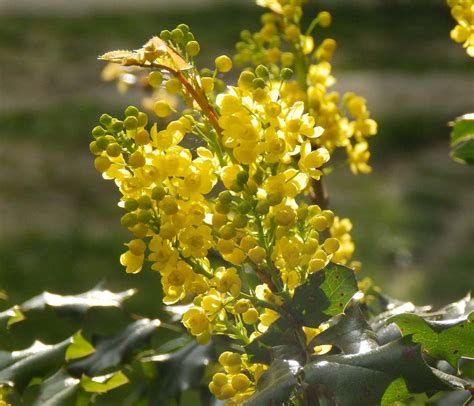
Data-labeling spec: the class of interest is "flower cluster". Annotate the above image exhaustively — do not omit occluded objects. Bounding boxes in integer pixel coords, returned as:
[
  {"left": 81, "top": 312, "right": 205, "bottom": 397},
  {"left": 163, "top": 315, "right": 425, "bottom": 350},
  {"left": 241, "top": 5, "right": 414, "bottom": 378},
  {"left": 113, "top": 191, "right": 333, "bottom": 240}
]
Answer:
[
  {"left": 92, "top": 1, "right": 375, "bottom": 403},
  {"left": 448, "top": 0, "right": 474, "bottom": 57},
  {"left": 235, "top": 0, "right": 378, "bottom": 174}
]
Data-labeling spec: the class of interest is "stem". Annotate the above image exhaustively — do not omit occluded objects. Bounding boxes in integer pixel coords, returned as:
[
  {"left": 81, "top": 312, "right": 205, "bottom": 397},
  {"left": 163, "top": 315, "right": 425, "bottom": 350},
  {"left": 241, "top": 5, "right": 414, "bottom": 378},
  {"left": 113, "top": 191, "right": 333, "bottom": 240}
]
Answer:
[
  {"left": 181, "top": 256, "right": 213, "bottom": 279},
  {"left": 309, "top": 178, "right": 329, "bottom": 210}
]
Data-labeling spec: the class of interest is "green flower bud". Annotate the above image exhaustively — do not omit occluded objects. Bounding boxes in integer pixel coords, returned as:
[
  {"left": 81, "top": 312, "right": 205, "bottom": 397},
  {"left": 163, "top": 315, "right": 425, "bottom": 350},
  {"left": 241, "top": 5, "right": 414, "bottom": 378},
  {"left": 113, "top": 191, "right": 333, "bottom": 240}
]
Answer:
[
  {"left": 267, "top": 192, "right": 283, "bottom": 206},
  {"left": 177, "top": 23, "right": 190, "bottom": 35},
  {"left": 255, "top": 64, "right": 270, "bottom": 78},
  {"left": 214, "top": 78, "right": 225, "bottom": 93},
  {"left": 184, "top": 32, "right": 195, "bottom": 43},
  {"left": 240, "top": 30, "right": 252, "bottom": 41},
  {"left": 137, "top": 112, "right": 148, "bottom": 127},
  {"left": 280, "top": 68, "right": 294, "bottom": 80},
  {"left": 253, "top": 167, "right": 265, "bottom": 184},
  {"left": 237, "top": 200, "right": 252, "bottom": 214},
  {"left": 106, "top": 143, "right": 122, "bottom": 157},
  {"left": 233, "top": 214, "right": 248, "bottom": 228},
  {"left": 230, "top": 182, "right": 244, "bottom": 193},
  {"left": 89, "top": 141, "right": 102, "bottom": 155},
  {"left": 96, "top": 135, "right": 110, "bottom": 150},
  {"left": 124, "top": 199, "right": 139, "bottom": 212},
  {"left": 124, "top": 106, "right": 139, "bottom": 117},
  {"left": 236, "top": 171, "right": 249, "bottom": 185},
  {"left": 252, "top": 78, "right": 266, "bottom": 89},
  {"left": 137, "top": 209, "right": 152, "bottom": 223},
  {"left": 215, "top": 201, "right": 231, "bottom": 214},
  {"left": 255, "top": 201, "right": 270, "bottom": 215},
  {"left": 151, "top": 186, "right": 166, "bottom": 201},
  {"left": 111, "top": 119, "right": 124, "bottom": 132},
  {"left": 121, "top": 213, "right": 138, "bottom": 227},
  {"left": 160, "top": 30, "right": 171, "bottom": 41},
  {"left": 218, "top": 191, "right": 233, "bottom": 205},
  {"left": 186, "top": 40, "right": 200, "bottom": 57},
  {"left": 138, "top": 195, "right": 153, "bottom": 209},
  {"left": 171, "top": 28, "right": 184, "bottom": 43},
  {"left": 148, "top": 71, "right": 163, "bottom": 88},
  {"left": 124, "top": 116, "right": 138, "bottom": 130},
  {"left": 220, "top": 224, "right": 237, "bottom": 239},
  {"left": 92, "top": 126, "right": 106, "bottom": 138},
  {"left": 200, "top": 68, "right": 213, "bottom": 77},
  {"left": 99, "top": 114, "right": 113, "bottom": 127}
]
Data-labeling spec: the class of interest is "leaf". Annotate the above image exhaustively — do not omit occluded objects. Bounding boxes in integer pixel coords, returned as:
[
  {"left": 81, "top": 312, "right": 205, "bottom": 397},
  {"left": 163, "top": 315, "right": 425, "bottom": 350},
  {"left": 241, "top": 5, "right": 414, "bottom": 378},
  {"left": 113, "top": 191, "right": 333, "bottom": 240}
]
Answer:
[
  {"left": 33, "top": 369, "right": 80, "bottom": 406},
  {"left": 439, "top": 292, "right": 474, "bottom": 319},
  {"left": 65, "top": 332, "right": 95, "bottom": 361},
  {"left": 388, "top": 312, "right": 474, "bottom": 368},
  {"left": 80, "top": 371, "right": 129, "bottom": 393},
  {"left": 68, "top": 319, "right": 160, "bottom": 376},
  {"left": 303, "top": 336, "right": 454, "bottom": 406},
  {"left": 20, "top": 284, "right": 136, "bottom": 314},
  {"left": 246, "top": 319, "right": 302, "bottom": 364},
  {"left": 450, "top": 114, "right": 474, "bottom": 165},
  {"left": 311, "top": 306, "right": 378, "bottom": 354},
  {"left": 289, "top": 262, "right": 359, "bottom": 326},
  {"left": 0, "top": 306, "right": 25, "bottom": 328},
  {"left": 0, "top": 339, "right": 70, "bottom": 390},
  {"left": 243, "top": 359, "right": 301, "bottom": 406}
]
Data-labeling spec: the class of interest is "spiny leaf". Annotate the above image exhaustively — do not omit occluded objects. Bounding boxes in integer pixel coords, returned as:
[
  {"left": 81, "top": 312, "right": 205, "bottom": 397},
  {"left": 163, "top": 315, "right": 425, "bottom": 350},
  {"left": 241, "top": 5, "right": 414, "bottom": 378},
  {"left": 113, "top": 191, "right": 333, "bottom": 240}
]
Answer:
[
  {"left": 289, "top": 262, "right": 359, "bottom": 325},
  {"left": 65, "top": 332, "right": 95, "bottom": 361},
  {"left": 311, "top": 306, "right": 378, "bottom": 354},
  {"left": 80, "top": 371, "right": 129, "bottom": 393},
  {"left": 33, "top": 369, "right": 80, "bottom": 406},
  {"left": 244, "top": 359, "right": 301, "bottom": 406},
  {"left": 303, "top": 336, "right": 454, "bottom": 406},
  {"left": 68, "top": 319, "right": 160, "bottom": 376},
  {"left": 388, "top": 312, "right": 474, "bottom": 368},
  {"left": 0, "top": 339, "right": 70, "bottom": 390}
]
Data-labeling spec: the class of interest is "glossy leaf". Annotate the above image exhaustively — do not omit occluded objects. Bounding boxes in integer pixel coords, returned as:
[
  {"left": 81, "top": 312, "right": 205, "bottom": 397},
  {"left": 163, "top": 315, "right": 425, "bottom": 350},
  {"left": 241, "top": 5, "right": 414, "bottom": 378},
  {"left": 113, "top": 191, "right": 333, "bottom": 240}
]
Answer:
[
  {"left": 303, "top": 336, "right": 454, "bottom": 406},
  {"left": 450, "top": 114, "right": 474, "bottom": 165},
  {"left": 244, "top": 359, "right": 301, "bottom": 406},
  {"left": 68, "top": 319, "right": 160, "bottom": 376},
  {"left": 388, "top": 312, "right": 474, "bottom": 368},
  {"left": 289, "top": 262, "right": 359, "bottom": 325},
  {"left": 65, "top": 332, "right": 95, "bottom": 361},
  {"left": 32, "top": 370, "right": 80, "bottom": 406},
  {"left": 80, "top": 371, "right": 129, "bottom": 393}
]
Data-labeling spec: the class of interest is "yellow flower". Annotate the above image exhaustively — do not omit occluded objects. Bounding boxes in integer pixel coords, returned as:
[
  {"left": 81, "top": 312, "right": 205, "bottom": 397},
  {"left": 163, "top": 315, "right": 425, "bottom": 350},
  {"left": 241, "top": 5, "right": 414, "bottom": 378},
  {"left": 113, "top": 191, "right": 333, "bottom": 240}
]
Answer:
[
  {"left": 120, "top": 250, "right": 144, "bottom": 274},
  {"left": 183, "top": 307, "right": 211, "bottom": 336},
  {"left": 179, "top": 225, "right": 214, "bottom": 258},
  {"left": 298, "top": 141, "right": 330, "bottom": 179},
  {"left": 149, "top": 235, "right": 179, "bottom": 272}
]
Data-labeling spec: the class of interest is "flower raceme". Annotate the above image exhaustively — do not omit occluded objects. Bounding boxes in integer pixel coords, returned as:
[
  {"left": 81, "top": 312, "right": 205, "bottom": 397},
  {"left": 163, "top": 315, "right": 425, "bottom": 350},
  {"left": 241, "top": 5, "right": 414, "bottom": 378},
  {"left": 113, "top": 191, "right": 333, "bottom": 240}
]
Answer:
[
  {"left": 92, "top": 1, "right": 375, "bottom": 403},
  {"left": 447, "top": 0, "right": 474, "bottom": 57}
]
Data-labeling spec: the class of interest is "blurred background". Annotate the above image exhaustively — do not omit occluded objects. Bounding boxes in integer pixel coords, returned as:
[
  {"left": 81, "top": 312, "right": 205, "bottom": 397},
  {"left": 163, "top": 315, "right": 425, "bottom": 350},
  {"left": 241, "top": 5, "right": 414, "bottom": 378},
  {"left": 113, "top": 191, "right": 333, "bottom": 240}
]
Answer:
[{"left": 0, "top": 0, "right": 473, "bottom": 348}]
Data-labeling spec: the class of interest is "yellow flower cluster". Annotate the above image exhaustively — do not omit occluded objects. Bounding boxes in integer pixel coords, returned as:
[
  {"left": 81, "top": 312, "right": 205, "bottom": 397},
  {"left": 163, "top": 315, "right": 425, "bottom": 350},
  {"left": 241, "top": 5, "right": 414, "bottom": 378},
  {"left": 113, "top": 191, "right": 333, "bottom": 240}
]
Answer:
[
  {"left": 235, "top": 1, "right": 377, "bottom": 174},
  {"left": 448, "top": 0, "right": 474, "bottom": 57},
  {"left": 92, "top": 2, "right": 375, "bottom": 402}
]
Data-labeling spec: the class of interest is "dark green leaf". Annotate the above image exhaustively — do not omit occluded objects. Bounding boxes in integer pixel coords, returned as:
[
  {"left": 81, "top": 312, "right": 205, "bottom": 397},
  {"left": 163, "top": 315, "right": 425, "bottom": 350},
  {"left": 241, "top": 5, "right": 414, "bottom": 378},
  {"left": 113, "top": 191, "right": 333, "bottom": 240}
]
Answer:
[
  {"left": 304, "top": 336, "right": 453, "bottom": 406},
  {"left": 388, "top": 312, "right": 474, "bottom": 368},
  {"left": 244, "top": 359, "right": 301, "bottom": 406},
  {"left": 33, "top": 370, "right": 79, "bottom": 406},
  {"left": 68, "top": 319, "right": 160, "bottom": 376},
  {"left": 0, "top": 339, "right": 70, "bottom": 390},
  {"left": 311, "top": 306, "right": 378, "bottom": 354},
  {"left": 451, "top": 114, "right": 474, "bottom": 145},
  {"left": 289, "top": 263, "right": 358, "bottom": 326}
]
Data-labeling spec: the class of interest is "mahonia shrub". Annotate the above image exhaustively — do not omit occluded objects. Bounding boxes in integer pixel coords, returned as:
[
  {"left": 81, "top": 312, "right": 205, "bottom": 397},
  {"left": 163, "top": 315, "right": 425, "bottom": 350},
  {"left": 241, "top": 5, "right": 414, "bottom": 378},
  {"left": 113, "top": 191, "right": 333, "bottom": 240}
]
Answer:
[{"left": 87, "top": 0, "right": 473, "bottom": 405}]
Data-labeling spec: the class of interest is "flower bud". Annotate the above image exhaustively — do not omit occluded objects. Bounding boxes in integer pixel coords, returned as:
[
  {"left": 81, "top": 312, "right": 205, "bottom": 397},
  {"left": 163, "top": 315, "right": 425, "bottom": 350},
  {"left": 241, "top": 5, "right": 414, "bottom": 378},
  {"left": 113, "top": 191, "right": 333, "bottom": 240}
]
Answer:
[
  {"left": 94, "top": 156, "right": 111, "bottom": 172},
  {"left": 124, "top": 116, "right": 138, "bottom": 130},
  {"left": 124, "top": 106, "right": 139, "bottom": 117},
  {"left": 215, "top": 55, "right": 233, "bottom": 73},
  {"left": 280, "top": 68, "right": 294, "bottom": 80},
  {"left": 153, "top": 100, "right": 173, "bottom": 117},
  {"left": 186, "top": 40, "right": 200, "bottom": 56},
  {"left": 128, "top": 151, "right": 146, "bottom": 168},
  {"left": 171, "top": 28, "right": 184, "bottom": 43},
  {"left": 106, "top": 143, "right": 122, "bottom": 157},
  {"left": 317, "top": 11, "right": 332, "bottom": 28},
  {"left": 151, "top": 186, "right": 166, "bottom": 201}
]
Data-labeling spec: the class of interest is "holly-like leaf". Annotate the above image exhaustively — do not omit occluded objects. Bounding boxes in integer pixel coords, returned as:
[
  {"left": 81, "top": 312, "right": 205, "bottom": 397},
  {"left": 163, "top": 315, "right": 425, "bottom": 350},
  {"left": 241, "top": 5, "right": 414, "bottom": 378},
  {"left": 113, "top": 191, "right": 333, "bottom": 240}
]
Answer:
[
  {"left": 289, "top": 262, "right": 358, "bottom": 325},
  {"left": 450, "top": 114, "right": 474, "bottom": 165},
  {"left": 0, "top": 306, "right": 25, "bottom": 328},
  {"left": 32, "top": 369, "right": 80, "bottom": 406},
  {"left": 311, "top": 306, "right": 378, "bottom": 354},
  {"left": 388, "top": 312, "right": 474, "bottom": 368},
  {"left": 0, "top": 339, "right": 70, "bottom": 390},
  {"left": 65, "top": 332, "right": 95, "bottom": 361},
  {"left": 303, "top": 336, "right": 455, "bottom": 406},
  {"left": 244, "top": 359, "right": 301, "bottom": 406},
  {"left": 246, "top": 319, "right": 302, "bottom": 364},
  {"left": 20, "top": 285, "right": 136, "bottom": 314},
  {"left": 68, "top": 319, "right": 160, "bottom": 376}
]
